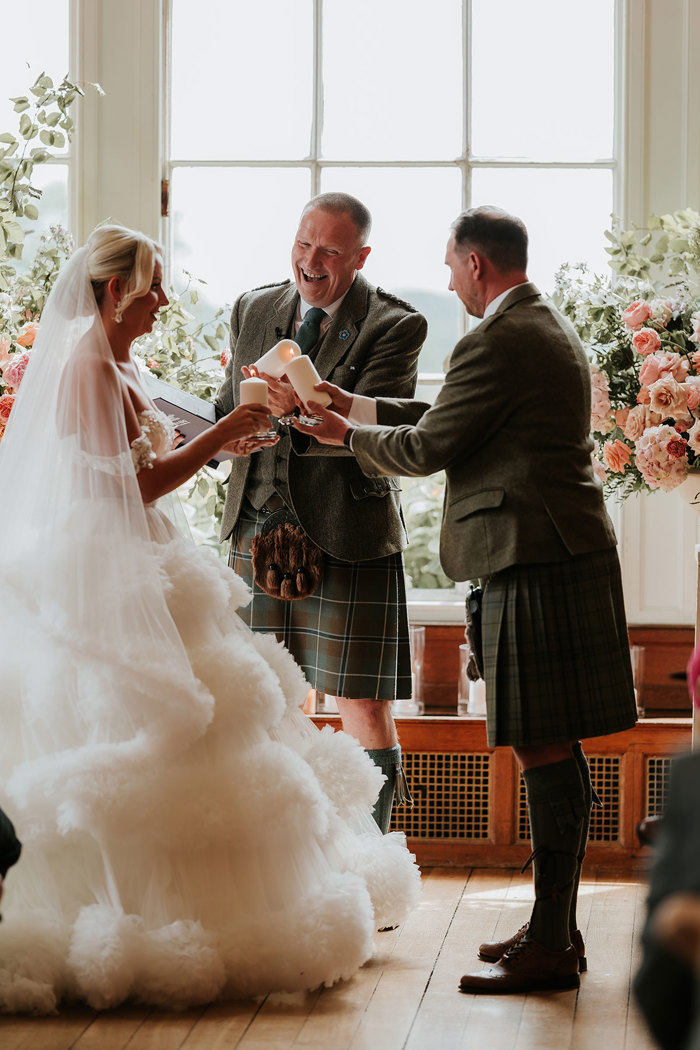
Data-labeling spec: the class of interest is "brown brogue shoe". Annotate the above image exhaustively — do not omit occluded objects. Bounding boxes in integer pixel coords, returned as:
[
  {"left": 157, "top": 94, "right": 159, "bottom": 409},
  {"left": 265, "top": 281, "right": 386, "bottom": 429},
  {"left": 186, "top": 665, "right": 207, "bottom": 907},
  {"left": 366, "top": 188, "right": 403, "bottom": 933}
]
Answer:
[
  {"left": 478, "top": 923, "right": 587, "bottom": 973},
  {"left": 459, "top": 937, "right": 580, "bottom": 994}
]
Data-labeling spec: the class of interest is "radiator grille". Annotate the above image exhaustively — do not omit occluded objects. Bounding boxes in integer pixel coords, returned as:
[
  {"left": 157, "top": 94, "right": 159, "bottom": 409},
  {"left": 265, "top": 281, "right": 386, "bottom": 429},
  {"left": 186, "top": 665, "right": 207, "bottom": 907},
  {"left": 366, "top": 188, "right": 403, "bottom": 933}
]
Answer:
[
  {"left": 517, "top": 755, "right": 622, "bottom": 843},
  {"left": 646, "top": 756, "right": 672, "bottom": 817},
  {"left": 391, "top": 751, "right": 490, "bottom": 839}
]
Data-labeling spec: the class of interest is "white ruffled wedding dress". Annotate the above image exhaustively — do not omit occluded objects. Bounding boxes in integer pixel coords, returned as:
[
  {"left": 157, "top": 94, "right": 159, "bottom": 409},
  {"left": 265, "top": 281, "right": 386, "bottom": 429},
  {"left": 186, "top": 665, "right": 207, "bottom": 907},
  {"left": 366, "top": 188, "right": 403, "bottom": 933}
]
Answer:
[{"left": 0, "top": 253, "right": 420, "bottom": 1014}]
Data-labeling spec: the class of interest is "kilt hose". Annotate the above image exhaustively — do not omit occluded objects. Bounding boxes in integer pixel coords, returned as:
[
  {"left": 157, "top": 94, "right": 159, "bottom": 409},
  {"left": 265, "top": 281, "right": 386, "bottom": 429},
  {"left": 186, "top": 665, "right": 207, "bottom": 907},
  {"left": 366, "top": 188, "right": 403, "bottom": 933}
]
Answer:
[
  {"left": 230, "top": 500, "right": 413, "bottom": 700},
  {"left": 481, "top": 546, "right": 637, "bottom": 748}
]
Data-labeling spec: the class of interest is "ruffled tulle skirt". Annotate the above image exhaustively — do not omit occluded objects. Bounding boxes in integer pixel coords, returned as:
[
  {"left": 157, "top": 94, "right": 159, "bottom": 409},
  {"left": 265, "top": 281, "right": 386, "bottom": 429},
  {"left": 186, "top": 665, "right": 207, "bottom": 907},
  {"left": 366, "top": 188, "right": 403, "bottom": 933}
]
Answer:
[{"left": 0, "top": 505, "right": 420, "bottom": 1013}]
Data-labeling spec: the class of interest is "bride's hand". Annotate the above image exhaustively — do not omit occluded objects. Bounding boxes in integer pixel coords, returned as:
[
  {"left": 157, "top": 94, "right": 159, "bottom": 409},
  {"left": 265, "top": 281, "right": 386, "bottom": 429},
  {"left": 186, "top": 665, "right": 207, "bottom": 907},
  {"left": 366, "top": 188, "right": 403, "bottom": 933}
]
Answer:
[{"left": 216, "top": 404, "right": 273, "bottom": 445}]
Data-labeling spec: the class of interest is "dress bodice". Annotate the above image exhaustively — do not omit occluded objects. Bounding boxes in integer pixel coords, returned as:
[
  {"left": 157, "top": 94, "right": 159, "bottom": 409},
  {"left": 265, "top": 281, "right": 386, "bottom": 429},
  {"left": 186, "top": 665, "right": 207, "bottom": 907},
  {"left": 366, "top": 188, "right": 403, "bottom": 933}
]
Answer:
[{"left": 131, "top": 408, "right": 176, "bottom": 473}]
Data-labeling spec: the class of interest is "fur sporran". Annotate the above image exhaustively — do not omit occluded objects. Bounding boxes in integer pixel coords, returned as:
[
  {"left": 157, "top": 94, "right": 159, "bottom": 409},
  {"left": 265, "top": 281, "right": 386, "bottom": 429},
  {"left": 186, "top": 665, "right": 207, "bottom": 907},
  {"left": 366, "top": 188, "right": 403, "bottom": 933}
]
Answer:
[{"left": 250, "top": 508, "right": 323, "bottom": 600}]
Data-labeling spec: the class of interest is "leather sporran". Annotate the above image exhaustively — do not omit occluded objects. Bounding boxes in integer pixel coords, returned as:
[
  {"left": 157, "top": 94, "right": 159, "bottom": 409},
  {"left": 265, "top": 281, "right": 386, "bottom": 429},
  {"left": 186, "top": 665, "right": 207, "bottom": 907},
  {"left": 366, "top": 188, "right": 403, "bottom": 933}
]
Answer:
[
  {"left": 464, "top": 584, "right": 484, "bottom": 681},
  {"left": 250, "top": 507, "right": 323, "bottom": 601}
]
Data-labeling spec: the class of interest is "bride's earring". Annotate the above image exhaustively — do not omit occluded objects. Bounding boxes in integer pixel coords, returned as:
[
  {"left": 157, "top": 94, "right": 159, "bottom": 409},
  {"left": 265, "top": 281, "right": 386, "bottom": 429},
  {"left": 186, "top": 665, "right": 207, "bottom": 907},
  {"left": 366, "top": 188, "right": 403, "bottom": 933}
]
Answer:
[{"left": 114, "top": 302, "right": 123, "bottom": 324}]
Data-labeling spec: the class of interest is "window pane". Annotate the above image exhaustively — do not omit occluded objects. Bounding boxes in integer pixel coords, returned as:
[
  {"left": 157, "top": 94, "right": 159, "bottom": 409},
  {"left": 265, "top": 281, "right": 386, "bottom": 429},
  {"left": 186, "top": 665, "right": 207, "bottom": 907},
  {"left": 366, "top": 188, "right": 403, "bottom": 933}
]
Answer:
[
  {"left": 471, "top": 0, "right": 614, "bottom": 161},
  {"left": 322, "top": 0, "right": 462, "bottom": 160},
  {"left": 15, "top": 164, "right": 69, "bottom": 271},
  {"left": 471, "top": 167, "right": 613, "bottom": 293},
  {"left": 170, "top": 167, "right": 312, "bottom": 315},
  {"left": 320, "top": 167, "right": 462, "bottom": 372},
  {"left": 171, "top": 0, "right": 313, "bottom": 160}
]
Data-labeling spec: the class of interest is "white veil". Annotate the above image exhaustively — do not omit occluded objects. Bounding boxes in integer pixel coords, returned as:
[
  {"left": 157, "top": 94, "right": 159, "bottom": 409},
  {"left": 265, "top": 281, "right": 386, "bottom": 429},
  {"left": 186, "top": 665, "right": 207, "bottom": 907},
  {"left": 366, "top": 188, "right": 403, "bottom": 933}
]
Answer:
[{"left": 0, "top": 244, "right": 213, "bottom": 857}]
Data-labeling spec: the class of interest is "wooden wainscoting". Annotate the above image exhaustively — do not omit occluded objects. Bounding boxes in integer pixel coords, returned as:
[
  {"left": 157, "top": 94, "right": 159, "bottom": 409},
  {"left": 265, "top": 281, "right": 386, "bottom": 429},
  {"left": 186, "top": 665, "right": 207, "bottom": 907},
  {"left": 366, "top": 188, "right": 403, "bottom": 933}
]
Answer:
[
  {"left": 311, "top": 715, "right": 691, "bottom": 870},
  {"left": 419, "top": 623, "right": 694, "bottom": 716}
]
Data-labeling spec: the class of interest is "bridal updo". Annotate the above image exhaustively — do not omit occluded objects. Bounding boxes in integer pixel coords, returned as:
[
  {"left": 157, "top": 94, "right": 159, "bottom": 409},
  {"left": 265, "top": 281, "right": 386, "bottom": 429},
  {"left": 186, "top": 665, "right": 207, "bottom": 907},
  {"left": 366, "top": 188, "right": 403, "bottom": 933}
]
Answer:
[{"left": 87, "top": 225, "right": 162, "bottom": 319}]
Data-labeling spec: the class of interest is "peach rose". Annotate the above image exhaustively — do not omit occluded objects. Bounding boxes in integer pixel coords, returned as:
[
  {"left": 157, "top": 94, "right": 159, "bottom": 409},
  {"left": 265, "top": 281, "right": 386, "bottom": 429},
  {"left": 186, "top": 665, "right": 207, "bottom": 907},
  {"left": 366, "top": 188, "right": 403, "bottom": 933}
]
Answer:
[
  {"left": 632, "top": 328, "right": 662, "bottom": 356},
  {"left": 622, "top": 299, "right": 653, "bottom": 331},
  {"left": 2, "top": 350, "right": 30, "bottom": 392},
  {"left": 649, "top": 375, "right": 689, "bottom": 418},
  {"left": 591, "top": 454, "right": 607, "bottom": 484},
  {"left": 603, "top": 439, "right": 632, "bottom": 473},
  {"left": 590, "top": 363, "right": 614, "bottom": 433},
  {"left": 689, "top": 419, "right": 700, "bottom": 454},
  {"left": 623, "top": 405, "right": 648, "bottom": 442},
  {"left": 0, "top": 393, "right": 15, "bottom": 425},
  {"left": 221, "top": 347, "right": 231, "bottom": 368},
  {"left": 16, "top": 322, "right": 39, "bottom": 348},
  {"left": 637, "top": 386, "right": 651, "bottom": 405},
  {"left": 613, "top": 407, "right": 631, "bottom": 429},
  {"left": 0, "top": 336, "right": 10, "bottom": 369}
]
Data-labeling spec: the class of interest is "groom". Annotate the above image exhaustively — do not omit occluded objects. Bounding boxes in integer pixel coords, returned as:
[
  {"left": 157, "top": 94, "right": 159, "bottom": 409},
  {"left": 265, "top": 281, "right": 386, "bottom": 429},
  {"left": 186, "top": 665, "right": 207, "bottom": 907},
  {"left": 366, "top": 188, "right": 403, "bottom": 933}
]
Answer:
[
  {"left": 300, "top": 205, "right": 638, "bottom": 992},
  {"left": 214, "top": 192, "right": 427, "bottom": 833}
]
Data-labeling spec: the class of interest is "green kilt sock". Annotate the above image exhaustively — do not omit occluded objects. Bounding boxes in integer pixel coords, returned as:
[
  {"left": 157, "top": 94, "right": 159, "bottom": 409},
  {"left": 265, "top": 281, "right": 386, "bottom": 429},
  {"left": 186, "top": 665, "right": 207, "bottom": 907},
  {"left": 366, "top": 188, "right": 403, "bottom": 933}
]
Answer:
[
  {"left": 523, "top": 758, "right": 587, "bottom": 952},
  {"left": 366, "top": 744, "right": 412, "bottom": 834},
  {"left": 570, "top": 741, "right": 600, "bottom": 940}
]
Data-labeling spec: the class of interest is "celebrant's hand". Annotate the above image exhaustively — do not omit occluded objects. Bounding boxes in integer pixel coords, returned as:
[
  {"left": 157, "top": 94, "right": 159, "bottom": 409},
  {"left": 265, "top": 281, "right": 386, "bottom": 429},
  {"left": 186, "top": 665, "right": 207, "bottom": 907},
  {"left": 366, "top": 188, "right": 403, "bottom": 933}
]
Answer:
[
  {"left": 222, "top": 435, "right": 280, "bottom": 456},
  {"left": 310, "top": 381, "right": 353, "bottom": 418},
  {"left": 293, "top": 402, "right": 350, "bottom": 446}
]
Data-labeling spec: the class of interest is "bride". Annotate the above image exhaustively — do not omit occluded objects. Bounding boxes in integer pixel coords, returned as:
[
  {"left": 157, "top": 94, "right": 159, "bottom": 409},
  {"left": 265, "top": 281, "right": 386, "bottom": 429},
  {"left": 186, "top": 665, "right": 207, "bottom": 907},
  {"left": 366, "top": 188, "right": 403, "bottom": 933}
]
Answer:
[{"left": 0, "top": 225, "right": 419, "bottom": 1013}]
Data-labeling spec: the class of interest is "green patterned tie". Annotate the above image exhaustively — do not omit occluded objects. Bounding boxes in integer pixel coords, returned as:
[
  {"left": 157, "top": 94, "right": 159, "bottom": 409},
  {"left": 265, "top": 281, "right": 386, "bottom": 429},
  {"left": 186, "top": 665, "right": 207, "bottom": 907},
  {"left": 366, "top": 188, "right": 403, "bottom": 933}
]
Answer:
[{"left": 295, "top": 307, "right": 327, "bottom": 355}]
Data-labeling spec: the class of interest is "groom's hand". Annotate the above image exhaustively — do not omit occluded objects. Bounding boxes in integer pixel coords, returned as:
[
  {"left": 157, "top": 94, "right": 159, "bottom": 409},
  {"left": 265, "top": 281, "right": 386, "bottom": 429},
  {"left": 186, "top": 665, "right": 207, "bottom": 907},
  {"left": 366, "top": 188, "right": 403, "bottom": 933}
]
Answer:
[
  {"left": 293, "top": 402, "right": 350, "bottom": 446},
  {"left": 223, "top": 435, "right": 279, "bottom": 456}
]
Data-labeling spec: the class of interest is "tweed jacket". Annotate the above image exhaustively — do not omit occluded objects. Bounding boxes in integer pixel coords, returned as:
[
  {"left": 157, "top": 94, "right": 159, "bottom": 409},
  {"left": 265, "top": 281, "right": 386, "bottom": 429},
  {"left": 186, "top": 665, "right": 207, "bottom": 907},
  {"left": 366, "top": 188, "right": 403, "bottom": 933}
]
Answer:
[
  {"left": 352, "top": 283, "right": 616, "bottom": 581},
  {"left": 214, "top": 273, "right": 427, "bottom": 560}
]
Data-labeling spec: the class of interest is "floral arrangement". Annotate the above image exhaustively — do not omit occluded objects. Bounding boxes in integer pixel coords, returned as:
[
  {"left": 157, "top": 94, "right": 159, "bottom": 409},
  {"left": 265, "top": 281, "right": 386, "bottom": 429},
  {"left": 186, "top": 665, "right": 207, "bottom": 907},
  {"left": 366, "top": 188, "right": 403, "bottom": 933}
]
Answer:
[{"left": 554, "top": 208, "right": 700, "bottom": 497}]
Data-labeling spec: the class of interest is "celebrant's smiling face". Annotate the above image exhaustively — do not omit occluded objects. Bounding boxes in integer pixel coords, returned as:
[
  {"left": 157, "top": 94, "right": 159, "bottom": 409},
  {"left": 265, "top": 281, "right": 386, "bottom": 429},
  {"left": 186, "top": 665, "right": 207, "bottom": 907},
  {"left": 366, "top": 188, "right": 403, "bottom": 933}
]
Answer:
[
  {"left": 291, "top": 208, "right": 371, "bottom": 309},
  {"left": 122, "top": 259, "right": 169, "bottom": 339}
]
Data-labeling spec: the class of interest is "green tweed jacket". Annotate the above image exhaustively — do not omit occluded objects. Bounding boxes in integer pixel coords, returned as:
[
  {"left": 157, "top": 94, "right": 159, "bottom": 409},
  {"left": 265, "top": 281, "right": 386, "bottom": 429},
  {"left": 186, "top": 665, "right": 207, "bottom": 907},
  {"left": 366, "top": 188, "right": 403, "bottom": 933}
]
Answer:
[
  {"left": 214, "top": 273, "right": 427, "bottom": 560},
  {"left": 353, "top": 283, "right": 617, "bottom": 581}
]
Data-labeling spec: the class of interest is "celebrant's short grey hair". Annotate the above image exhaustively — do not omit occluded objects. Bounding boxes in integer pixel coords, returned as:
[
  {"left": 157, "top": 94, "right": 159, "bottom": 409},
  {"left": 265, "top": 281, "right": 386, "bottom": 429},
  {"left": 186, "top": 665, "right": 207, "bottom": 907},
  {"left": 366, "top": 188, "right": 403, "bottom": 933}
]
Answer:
[
  {"left": 88, "top": 224, "right": 163, "bottom": 314},
  {"left": 451, "top": 206, "right": 528, "bottom": 273},
  {"left": 301, "top": 193, "right": 372, "bottom": 243}
]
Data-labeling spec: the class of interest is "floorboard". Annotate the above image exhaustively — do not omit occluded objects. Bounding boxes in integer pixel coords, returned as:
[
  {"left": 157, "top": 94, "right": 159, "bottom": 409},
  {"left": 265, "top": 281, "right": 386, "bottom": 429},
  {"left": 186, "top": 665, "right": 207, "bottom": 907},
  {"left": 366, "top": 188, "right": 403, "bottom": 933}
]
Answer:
[{"left": 0, "top": 869, "right": 664, "bottom": 1050}]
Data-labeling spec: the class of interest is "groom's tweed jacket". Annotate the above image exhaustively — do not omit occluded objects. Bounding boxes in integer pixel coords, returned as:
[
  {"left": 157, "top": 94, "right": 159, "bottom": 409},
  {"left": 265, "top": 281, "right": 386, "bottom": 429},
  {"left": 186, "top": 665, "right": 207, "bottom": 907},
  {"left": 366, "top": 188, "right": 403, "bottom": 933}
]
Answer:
[
  {"left": 215, "top": 274, "right": 426, "bottom": 561},
  {"left": 353, "top": 283, "right": 617, "bottom": 581}
]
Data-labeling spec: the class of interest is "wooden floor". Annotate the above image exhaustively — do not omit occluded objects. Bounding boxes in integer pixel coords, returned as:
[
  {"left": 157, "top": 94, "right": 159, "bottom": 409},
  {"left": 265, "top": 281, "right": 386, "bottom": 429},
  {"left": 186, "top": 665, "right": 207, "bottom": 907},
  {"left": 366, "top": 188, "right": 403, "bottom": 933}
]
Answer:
[{"left": 0, "top": 867, "right": 658, "bottom": 1050}]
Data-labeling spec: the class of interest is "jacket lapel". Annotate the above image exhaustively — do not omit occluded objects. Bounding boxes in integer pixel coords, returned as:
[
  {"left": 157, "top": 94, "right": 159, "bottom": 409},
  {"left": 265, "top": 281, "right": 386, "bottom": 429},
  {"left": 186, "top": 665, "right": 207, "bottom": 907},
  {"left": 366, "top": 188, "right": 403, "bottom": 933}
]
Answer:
[{"left": 312, "top": 274, "right": 370, "bottom": 378}]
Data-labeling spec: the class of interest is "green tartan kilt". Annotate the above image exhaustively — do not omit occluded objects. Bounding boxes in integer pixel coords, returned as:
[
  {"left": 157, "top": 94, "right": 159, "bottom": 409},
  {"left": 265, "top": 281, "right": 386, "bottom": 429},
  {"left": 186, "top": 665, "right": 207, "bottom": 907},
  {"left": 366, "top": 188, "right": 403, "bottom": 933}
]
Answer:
[
  {"left": 230, "top": 501, "right": 413, "bottom": 700},
  {"left": 482, "top": 546, "right": 637, "bottom": 748}
]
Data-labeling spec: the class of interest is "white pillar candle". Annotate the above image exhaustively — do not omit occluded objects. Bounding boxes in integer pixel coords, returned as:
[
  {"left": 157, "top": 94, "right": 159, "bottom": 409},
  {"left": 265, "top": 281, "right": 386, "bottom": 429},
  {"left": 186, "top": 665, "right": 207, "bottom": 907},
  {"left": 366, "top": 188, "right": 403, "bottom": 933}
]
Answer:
[
  {"left": 285, "top": 355, "right": 333, "bottom": 410},
  {"left": 250, "top": 339, "right": 301, "bottom": 378},
  {"left": 239, "top": 377, "right": 269, "bottom": 406}
]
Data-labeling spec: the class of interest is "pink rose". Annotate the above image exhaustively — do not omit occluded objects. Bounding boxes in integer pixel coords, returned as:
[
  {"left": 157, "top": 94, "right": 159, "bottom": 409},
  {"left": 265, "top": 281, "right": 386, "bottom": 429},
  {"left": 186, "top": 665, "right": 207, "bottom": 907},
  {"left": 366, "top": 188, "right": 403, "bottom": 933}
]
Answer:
[
  {"left": 16, "top": 322, "right": 39, "bottom": 348},
  {"left": 637, "top": 386, "right": 651, "bottom": 405},
  {"left": 650, "top": 299, "right": 674, "bottom": 326},
  {"left": 685, "top": 377, "right": 700, "bottom": 411},
  {"left": 221, "top": 347, "right": 231, "bottom": 368},
  {"left": 590, "top": 363, "right": 613, "bottom": 433},
  {"left": 2, "top": 350, "right": 30, "bottom": 391},
  {"left": 632, "top": 328, "right": 662, "bottom": 356},
  {"left": 640, "top": 351, "right": 689, "bottom": 387},
  {"left": 591, "top": 454, "right": 607, "bottom": 484},
  {"left": 613, "top": 407, "right": 631, "bottom": 429},
  {"left": 0, "top": 393, "right": 15, "bottom": 425},
  {"left": 603, "top": 439, "right": 632, "bottom": 473},
  {"left": 689, "top": 420, "right": 700, "bottom": 454},
  {"left": 649, "top": 375, "right": 689, "bottom": 418},
  {"left": 622, "top": 300, "right": 653, "bottom": 331},
  {"left": 635, "top": 424, "right": 689, "bottom": 490}
]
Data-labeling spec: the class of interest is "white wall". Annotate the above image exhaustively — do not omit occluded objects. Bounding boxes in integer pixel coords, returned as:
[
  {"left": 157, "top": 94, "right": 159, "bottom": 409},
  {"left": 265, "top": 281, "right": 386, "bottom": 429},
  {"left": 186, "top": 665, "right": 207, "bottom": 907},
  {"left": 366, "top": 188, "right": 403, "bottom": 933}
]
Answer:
[{"left": 70, "top": 0, "right": 700, "bottom": 624}]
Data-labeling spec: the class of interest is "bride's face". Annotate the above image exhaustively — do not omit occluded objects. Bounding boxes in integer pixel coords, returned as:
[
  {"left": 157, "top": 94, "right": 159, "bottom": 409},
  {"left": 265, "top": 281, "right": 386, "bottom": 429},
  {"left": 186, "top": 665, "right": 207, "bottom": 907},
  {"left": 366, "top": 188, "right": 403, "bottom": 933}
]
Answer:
[{"left": 121, "top": 259, "right": 168, "bottom": 338}]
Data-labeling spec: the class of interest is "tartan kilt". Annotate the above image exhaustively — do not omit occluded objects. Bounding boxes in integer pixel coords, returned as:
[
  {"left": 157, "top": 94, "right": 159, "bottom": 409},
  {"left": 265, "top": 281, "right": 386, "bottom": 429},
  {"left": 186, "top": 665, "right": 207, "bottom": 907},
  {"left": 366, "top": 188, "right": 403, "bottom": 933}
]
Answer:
[
  {"left": 482, "top": 546, "right": 637, "bottom": 748},
  {"left": 230, "top": 501, "right": 413, "bottom": 700}
]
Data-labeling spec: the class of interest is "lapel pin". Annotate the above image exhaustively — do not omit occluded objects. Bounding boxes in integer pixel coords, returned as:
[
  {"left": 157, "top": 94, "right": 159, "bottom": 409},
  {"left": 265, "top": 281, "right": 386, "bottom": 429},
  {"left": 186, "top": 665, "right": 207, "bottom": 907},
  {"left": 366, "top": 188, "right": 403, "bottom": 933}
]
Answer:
[{"left": 339, "top": 329, "right": 350, "bottom": 340}]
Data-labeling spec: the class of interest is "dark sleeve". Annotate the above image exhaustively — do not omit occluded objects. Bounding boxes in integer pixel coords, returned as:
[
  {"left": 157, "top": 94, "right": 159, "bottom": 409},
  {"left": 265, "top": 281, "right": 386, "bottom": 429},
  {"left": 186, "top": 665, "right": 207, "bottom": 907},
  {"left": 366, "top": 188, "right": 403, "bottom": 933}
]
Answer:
[{"left": 0, "top": 808, "right": 21, "bottom": 878}]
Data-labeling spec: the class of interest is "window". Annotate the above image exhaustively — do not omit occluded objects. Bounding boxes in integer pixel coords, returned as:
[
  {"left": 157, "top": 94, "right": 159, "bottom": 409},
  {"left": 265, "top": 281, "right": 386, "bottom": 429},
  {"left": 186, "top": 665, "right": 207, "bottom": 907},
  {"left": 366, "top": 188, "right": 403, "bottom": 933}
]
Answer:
[
  {"left": 166, "top": 0, "right": 619, "bottom": 614},
  {"left": 0, "top": 0, "right": 72, "bottom": 262}
]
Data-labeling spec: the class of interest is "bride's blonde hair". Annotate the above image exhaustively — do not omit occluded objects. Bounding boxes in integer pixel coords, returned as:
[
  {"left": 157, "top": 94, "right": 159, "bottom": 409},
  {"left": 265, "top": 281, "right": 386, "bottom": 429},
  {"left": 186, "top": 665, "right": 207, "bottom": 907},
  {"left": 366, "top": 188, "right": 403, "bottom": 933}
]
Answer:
[{"left": 87, "top": 224, "right": 163, "bottom": 318}]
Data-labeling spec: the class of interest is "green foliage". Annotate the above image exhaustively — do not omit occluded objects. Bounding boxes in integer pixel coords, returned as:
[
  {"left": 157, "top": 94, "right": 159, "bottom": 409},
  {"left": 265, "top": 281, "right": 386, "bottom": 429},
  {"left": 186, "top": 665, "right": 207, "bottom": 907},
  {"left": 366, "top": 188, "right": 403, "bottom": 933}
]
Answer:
[{"left": 402, "top": 473, "right": 452, "bottom": 589}]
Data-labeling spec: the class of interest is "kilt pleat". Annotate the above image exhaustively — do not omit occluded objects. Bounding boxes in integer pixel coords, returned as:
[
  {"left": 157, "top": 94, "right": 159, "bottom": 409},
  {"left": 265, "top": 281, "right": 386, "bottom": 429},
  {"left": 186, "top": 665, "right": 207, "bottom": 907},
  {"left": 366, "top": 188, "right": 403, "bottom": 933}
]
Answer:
[
  {"left": 230, "top": 501, "right": 412, "bottom": 700},
  {"left": 482, "top": 547, "right": 637, "bottom": 747}
]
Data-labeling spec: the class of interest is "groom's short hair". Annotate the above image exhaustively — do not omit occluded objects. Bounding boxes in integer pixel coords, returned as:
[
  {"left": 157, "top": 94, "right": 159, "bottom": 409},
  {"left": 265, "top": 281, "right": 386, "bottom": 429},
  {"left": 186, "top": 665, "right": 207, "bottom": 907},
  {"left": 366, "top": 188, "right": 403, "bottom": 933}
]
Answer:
[{"left": 451, "top": 206, "right": 528, "bottom": 273}]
